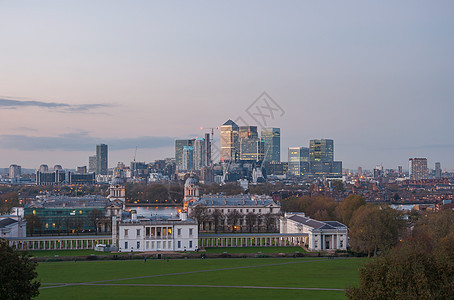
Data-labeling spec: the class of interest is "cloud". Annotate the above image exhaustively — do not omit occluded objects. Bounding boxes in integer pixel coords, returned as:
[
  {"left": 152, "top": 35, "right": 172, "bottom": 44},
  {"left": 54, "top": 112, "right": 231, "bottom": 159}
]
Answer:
[
  {"left": 0, "top": 132, "right": 174, "bottom": 151},
  {"left": 0, "top": 97, "right": 113, "bottom": 112}
]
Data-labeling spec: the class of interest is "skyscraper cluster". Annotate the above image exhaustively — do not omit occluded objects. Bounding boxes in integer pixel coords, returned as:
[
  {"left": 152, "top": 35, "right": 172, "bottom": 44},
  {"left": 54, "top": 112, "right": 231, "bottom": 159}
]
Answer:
[
  {"left": 288, "top": 139, "right": 342, "bottom": 177},
  {"left": 220, "top": 119, "right": 280, "bottom": 163},
  {"left": 175, "top": 133, "right": 211, "bottom": 171}
]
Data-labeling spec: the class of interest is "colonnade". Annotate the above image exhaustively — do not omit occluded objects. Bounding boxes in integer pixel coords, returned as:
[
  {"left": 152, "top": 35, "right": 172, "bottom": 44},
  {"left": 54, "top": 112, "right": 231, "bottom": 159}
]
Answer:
[
  {"left": 7, "top": 236, "right": 112, "bottom": 251},
  {"left": 199, "top": 234, "right": 308, "bottom": 248}
]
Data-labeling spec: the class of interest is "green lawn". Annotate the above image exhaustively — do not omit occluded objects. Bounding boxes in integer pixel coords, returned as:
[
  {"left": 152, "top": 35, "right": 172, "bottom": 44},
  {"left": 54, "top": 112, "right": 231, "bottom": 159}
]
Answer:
[
  {"left": 204, "top": 246, "right": 306, "bottom": 253},
  {"left": 36, "top": 257, "right": 366, "bottom": 299},
  {"left": 27, "top": 250, "right": 125, "bottom": 258}
]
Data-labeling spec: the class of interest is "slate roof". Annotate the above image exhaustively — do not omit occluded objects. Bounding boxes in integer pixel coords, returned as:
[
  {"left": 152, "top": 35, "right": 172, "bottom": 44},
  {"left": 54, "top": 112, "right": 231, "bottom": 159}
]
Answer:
[
  {"left": 0, "top": 218, "right": 18, "bottom": 228},
  {"left": 26, "top": 195, "right": 109, "bottom": 208},
  {"left": 288, "top": 215, "right": 347, "bottom": 230},
  {"left": 190, "top": 194, "right": 277, "bottom": 207}
]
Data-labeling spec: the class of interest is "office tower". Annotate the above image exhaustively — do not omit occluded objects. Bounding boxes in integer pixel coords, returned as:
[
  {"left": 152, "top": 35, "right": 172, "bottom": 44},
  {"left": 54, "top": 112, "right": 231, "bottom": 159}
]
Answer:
[
  {"left": 88, "top": 156, "right": 97, "bottom": 173},
  {"left": 310, "top": 139, "right": 334, "bottom": 162},
  {"left": 204, "top": 133, "right": 211, "bottom": 166},
  {"left": 240, "top": 137, "right": 264, "bottom": 161},
  {"left": 435, "top": 162, "right": 442, "bottom": 179},
  {"left": 77, "top": 166, "right": 87, "bottom": 174},
  {"left": 398, "top": 166, "right": 403, "bottom": 176},
  {"left": 409, "top": 158, "right": 428, "bottom": 180},
  {"left": 261, "top": 128, "right": 280, "bottom": 163},
  {"left": 358, "top": 166, "right": 363, "bottom": 176},
  {"left": 309, "top": 139, "right": 342, "bottom": 177},
  {"left": 220, "top": 119, "right": 239, "bottom": 162},
  {"left": 193, "top": 138, "right": 205, "bottom": 170},
  {"left": 182, "top": 146, "right": 194, "bottom": 170},
  {"left": 39, "top": 164, "right": 49, "bottom": 172},
  {"left": 54, "top": 165, "right": 63, "bottom": 171},
  {"left": 288, "top": 147, "right": 310, "bottom": 176},
  {"left": 9, "top": 164, "right": 21, "bottom": 179},
  {"left": 175, "top": 139, "right": 193, "bottom": 170},
  {"left": 96, "top": 144, "right": 108, "bottom": 175},
  {"left": 239, "top": 126, "right": 258, "bottom": 139}
]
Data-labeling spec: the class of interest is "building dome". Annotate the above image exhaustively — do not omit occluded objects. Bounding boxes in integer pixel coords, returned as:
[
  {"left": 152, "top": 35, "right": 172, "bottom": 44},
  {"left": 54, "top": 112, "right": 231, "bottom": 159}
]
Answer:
[{"left": 185, "top": 175, "right": 198, "bottom": 187}]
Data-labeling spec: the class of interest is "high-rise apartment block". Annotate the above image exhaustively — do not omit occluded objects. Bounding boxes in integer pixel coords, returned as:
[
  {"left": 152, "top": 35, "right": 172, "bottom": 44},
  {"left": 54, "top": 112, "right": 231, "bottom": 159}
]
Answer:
[
  {"left": 409, "top": 158, "right": 428, "bottom": 180},
  {"left": 435, "top": 162, "right": 442, "bottom": 179},
  {"left": 96, "top": 144, "right": 108, "bottom": 175},
  {"left": 88, "top": 155, "right": 97, "bottom": 173},
  {"left": 9, "top": 164, "right": 21, "bottom": 179},
  {"left": 193, "top": 138, "right": 205, "bottom": 170}
]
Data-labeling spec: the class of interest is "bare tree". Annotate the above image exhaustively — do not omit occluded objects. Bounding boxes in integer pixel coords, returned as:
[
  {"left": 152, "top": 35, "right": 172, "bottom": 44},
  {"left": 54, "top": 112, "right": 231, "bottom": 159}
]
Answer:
[
  {"left": 211, "top": 209, "right": 222, "bottom": 234},
  {"left": 189, "top": 205, "right": 209, "bottom": 231},
  {"left": 227, "top": 210, "right": 242, "bottom": 232},
  {"left": 246, "top": 212, "right": 257, "bottom": 233},
  {"left": 88, "top": 209, "right": 103, "bottom": 235},
  {"left": 263, "top": 213, "right": 276, "bottom": 233},
  {"left": 24, "top": 214, "right": 41, "bottom": 236}
]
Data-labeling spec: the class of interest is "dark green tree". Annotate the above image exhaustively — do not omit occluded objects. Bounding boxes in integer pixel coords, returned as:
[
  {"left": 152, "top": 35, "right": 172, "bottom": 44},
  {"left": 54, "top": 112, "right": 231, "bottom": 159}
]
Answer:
[
  {"left": 336, "top": 194, "right": 366, "bottom": 226},
  {"left": 349, "top": 205, "right": 405, "bottom": 256},
  {"left": 0, "top": 240, "right": 40, "bottom": 299},
  {"left": 346, "top": 237, "right": 454, "bottom": 299}
]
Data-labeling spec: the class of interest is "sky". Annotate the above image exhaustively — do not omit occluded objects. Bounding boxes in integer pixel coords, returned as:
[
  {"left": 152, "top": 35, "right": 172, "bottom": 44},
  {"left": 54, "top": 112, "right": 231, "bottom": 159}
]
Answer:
[{"left": 1, "top": 1, "right": 453, "bottom": 171}]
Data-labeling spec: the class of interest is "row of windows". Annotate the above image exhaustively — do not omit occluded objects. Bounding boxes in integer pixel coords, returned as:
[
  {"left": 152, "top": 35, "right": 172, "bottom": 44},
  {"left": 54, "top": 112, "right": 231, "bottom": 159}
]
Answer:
[
  {"left": 207, "top": 208, "right": 263, "bottom": 213},
  {"left": 124, "top": 227, "right": 194, "bottom": 238},
  {"left": 123, "top": 240, "right": 194, "bottom": 250}
]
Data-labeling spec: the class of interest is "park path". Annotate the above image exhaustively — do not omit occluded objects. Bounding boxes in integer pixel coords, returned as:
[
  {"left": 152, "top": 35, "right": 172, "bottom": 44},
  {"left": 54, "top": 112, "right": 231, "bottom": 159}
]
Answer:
[{"left": 41, "top": 258, "right": 348, "bottom": 291}]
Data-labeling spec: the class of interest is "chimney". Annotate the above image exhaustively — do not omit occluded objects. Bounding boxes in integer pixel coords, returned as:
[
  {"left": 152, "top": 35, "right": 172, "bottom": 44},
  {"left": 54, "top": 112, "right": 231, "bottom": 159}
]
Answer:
[
  {"left": 131, "top": 210, "right": 137, "bottom": 221},
  {"left": 181, "top": 212, "right": 187, "bottom": 221}
]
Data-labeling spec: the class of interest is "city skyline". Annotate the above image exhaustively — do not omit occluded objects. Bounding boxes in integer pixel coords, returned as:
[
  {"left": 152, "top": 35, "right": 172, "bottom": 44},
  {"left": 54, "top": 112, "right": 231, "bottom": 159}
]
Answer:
[{"left": 1, "top": 1, "right": 454, "bottom": 170}]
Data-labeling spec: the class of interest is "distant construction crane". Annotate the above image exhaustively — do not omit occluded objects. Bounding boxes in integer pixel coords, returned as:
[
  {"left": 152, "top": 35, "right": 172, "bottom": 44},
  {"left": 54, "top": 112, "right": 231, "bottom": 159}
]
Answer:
[
  {"left": 200, "top": 126, "right": 219, "bottom": 139},
  {"left": 133, "top": 146, "right": 138, "bottom": 162}
]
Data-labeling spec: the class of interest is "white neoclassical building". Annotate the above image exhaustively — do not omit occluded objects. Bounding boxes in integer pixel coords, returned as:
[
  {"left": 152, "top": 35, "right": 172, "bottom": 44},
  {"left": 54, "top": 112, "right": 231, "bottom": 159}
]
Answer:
[
  {"left": 280, "top": 212, "right": 348, "bottom": 251},
  {"left": 118, "top": 212, "right": 198, "bottom": 252}
]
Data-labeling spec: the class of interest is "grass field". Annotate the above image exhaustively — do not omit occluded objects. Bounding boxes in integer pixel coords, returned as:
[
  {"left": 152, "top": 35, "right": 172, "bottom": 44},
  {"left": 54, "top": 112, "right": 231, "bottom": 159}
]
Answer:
[
  {"left": 36, "top": 257, "right": 366, "bottom": 299},
  {"left": 28, "top": 250, "right": 126, "bottom": 257},
  {"left": 27, "top": 246, "right": 304, "bottom": 257}
]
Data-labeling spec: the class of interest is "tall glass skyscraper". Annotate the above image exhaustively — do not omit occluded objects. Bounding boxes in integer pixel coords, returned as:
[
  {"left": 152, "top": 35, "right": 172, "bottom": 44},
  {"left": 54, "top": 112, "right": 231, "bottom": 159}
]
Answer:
[
  {"left": 220, "top": 119, "right": 239, "bottom": 162},
  {"left": 182, "top": 146, "right": 194, "bottom": 171},
  {"left": 309, "top": 139, "right": 341, "bottom": 177},
  {"left": 309, "top": 139, "right": 334, "bottom": 162},
  {"left": 261, "top": 128, "right": 280, "bottom": 162},
  {"left": 96, "top": 144, "right": 108, "bottom": 175},
  {"left": 175, "top": 139, "right": 193, "bottom": 171},
  {"left": 288, "top": 147, "right": 309, "bottom": 176}
]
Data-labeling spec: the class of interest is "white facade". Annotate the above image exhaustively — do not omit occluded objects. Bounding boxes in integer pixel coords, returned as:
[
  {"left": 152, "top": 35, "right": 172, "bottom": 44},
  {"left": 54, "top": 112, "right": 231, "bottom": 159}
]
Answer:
[
  {"left": 118, "top": 215, "right": 198, "bottom": 252},
  {"left": 280, "top": 213, "right": 347, "bottom": 251},
  {"left": 0, "top": 216, "right": 26, "bottom": 238}
]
